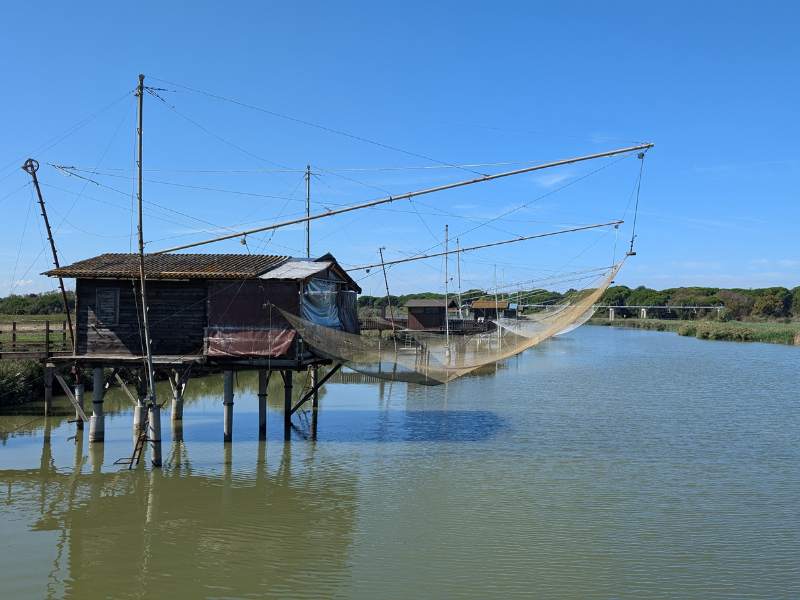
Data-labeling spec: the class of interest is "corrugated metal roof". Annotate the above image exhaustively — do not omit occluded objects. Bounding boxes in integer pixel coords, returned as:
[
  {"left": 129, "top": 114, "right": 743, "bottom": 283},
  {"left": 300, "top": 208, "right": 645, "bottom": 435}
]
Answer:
[
  {"left": 260, "top": 260, "right": 332, "bottom": 280},
  {"left": 44, "top": 253, "right": 290, "bottom": 280}
]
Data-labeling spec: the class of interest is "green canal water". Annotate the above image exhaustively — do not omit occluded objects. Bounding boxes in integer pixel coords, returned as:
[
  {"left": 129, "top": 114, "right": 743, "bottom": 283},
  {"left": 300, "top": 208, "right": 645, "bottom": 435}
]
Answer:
[{"left": 0, "top": 326, "right": 798, "bottom": 599}]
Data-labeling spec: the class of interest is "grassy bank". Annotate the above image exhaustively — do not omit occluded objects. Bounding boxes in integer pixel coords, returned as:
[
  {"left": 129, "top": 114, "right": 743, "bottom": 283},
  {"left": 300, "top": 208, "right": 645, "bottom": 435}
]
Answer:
[
  {"left": 591, "top": 318, "right": 800, "bottom": 345},
  {"left": 0, "top": 360, "right": 45, "bottom": 407}
]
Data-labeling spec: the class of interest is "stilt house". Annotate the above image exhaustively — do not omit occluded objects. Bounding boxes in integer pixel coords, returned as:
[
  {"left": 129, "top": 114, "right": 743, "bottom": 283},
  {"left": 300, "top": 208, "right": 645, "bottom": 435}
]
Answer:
[{"left": 44, "top": 252, "right": 360, "bottom": 366}]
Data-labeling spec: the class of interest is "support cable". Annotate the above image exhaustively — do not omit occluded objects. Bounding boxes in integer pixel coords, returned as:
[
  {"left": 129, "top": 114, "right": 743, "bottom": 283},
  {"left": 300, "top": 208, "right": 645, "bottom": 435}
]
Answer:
[
  {"left": 150, "top": 76, "right": 489, "bottom": 177},
  {"left": 627, "top": 152, "right": 647, "bottom": 255}
]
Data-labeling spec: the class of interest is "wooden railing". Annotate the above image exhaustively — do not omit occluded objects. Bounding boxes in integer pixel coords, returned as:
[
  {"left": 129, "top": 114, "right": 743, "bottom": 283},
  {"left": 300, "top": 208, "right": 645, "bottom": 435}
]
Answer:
[{"left": 0, "top": 320, "right": 71, "bottom": 359}]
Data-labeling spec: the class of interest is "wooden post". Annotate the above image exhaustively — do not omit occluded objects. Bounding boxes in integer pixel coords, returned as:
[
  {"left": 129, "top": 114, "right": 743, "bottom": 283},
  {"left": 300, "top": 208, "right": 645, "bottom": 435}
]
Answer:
[
  {"left": 223, "top": 370, "right": 234, "bottom": 443},
  {"left": 62, "top": 321, "right": 67, "bottom": 349},
  {"left": 283, "top": 370, "right": 292, "bottom": 441},
  {"left": 258, "top": 369, "right": 268, "bottom": 440},
  {"left": 75, "top": 381, "right": 85, "bottom": 430},
  {"left": 311, "top": 367, "right": 319, "bottom": 411},
  {"left": 45, "top": 320, "right": 50, "bottom": 357},
  {"left": 149, "top": 402, "right": 163, "bottom": 467},
  {"left": 89, "top": 367, "right": 105, "bottom": 443},
  {"left": 43, "top": 363, "right": 54, "bottom": 416},
  {"left": 11, "top": 322, "right": 16, "bottom": 351}
]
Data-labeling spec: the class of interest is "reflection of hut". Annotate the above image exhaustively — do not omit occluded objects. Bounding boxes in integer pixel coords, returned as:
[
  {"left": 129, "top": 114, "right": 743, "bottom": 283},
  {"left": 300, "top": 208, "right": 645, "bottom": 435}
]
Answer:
[
  {"left": 45, "top": 252, "right": 361, "bottom": 362},
  {"left": 405, "top": 299, "right": 458, "bottom": 331},
  {"left": 0, "top": 434, "right": 357, "bottom": 599},
  {"left": 470, "top": 299, "right": 517, "bottom": 320}
]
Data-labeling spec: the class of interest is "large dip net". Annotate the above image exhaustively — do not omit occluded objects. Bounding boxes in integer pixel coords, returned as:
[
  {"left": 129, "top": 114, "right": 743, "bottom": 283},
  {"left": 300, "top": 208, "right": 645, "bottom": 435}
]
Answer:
[{"left": 283, "top": 261, "right": 622, "bottom": 385}]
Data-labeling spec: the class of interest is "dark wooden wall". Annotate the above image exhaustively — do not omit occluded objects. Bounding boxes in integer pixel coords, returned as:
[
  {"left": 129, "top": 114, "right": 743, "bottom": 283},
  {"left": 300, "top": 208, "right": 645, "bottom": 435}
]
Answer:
[
  {"left": 407, "top": 307, "right": 445, "bottom": 331},
  {"left": 207, "top": 279, "right": 299, "bottom": 329},
  {"left": 76, "top": 279, "right": 206, "bottom": 356}
]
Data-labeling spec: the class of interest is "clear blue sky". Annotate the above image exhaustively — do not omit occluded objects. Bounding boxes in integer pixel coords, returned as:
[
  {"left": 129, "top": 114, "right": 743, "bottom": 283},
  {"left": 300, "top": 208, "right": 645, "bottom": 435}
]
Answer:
[{"left": 1, "top": 1, "right": 797, "bottom": 297}]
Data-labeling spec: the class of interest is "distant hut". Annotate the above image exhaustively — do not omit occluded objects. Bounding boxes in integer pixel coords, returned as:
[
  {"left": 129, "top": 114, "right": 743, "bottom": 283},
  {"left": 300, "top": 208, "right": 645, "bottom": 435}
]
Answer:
[
  {"left": 470, "top": 299, "right": 517, "bottom": 320},
  {"left": 44, "top": 252, "right": 360, "bottom": 365},
  {"left": 404, "top": 298, "right": 458, "bottom": 331}
]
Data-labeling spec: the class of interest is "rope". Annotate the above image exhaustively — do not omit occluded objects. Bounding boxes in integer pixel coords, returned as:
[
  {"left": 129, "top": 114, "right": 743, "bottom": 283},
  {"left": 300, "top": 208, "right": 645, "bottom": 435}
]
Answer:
[{"left": 628, "top": 152, "right": 646, "bottom": 255}]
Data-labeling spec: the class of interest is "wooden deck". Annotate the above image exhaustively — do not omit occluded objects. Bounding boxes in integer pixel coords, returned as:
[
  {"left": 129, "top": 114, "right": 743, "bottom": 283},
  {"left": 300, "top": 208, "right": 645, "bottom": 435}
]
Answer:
[{"left": 48, "top": 353, "right": 331, "bottom": 371}]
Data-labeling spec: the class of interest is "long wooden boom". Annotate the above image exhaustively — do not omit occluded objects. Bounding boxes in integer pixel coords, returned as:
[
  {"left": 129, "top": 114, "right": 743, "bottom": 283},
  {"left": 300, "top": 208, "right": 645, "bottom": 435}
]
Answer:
[
  {"left": 155, "top": 143, "right": 652, "bottom": 254},
  {"left": 347, "top": 220, "right": 623, "bottom": 271}
]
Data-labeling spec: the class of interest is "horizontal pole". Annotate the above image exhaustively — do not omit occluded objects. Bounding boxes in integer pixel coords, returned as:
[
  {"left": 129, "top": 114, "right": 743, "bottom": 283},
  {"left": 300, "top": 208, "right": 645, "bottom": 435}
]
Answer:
[
  {"left": 155, "top": 143, "right": 652, "bottom": 254},
  {"left": 348, "top": 220, "right": 623, "bottom": 271}
]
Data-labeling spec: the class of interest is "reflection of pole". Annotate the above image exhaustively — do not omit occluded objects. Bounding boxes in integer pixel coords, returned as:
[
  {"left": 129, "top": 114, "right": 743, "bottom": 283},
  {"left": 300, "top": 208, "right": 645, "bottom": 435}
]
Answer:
[{"left": 22, "top": 159, "right": 74, "bottom": 349}]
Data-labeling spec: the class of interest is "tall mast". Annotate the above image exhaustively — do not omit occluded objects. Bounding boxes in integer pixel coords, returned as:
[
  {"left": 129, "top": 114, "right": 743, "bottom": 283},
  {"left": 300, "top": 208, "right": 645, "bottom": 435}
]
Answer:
[
  {"left": 305, "top": 164, "right": 311, "bottom": 258},
  {"left": 156, "top": 143, "right": 653, "bottom": 254},
  {"left": 444, "top": 224, "right": 450, "bottom": 355},
  {"left": 136, "top": 74, "right": 160, "bottom": 466},
  {"left": 21, "top": 159, "right": 74, "bottom": 350}
]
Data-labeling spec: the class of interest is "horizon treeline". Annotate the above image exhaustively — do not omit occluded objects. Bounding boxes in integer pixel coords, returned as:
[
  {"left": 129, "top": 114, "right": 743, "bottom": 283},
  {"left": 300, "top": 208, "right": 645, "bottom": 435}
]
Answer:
[{"left": 358, "top": 284, "right": 800, "bottom": 320}]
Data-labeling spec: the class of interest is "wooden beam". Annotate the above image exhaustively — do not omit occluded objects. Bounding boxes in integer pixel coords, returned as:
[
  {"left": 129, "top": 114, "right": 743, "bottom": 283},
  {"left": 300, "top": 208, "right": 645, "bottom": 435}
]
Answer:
[
  {"left": 54, "top": 373, "right": 88, "bottom": 422},
  {"left": 114, "top": 373, "right": 138, "bottom": 406},
  {"left": 290, "top": 363, "right": 342, "bottom": 415}
]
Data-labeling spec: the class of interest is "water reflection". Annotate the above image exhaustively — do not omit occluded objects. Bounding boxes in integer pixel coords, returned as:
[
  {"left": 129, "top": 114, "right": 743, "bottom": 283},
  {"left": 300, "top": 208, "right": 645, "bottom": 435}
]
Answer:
[{"left": 1, "top": 430, "right": 358, "bottom": 599}]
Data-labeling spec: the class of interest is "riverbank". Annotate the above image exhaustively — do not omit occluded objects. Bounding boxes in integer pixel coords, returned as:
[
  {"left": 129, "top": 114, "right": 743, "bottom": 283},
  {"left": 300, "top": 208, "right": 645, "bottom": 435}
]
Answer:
[{"left": 590, "top": 318, "right": 800, "bottom": 345}]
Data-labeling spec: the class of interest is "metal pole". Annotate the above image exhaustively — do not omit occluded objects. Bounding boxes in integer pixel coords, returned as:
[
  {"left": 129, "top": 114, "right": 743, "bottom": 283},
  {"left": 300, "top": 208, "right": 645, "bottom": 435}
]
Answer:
[
  {"left": 283, "top": 370, "right": 292, "bottom": 441},
  {"left": 156, "top": 144, "right": 652, "bottom": 254},
  {"left": 349, "top": 220, "right": 623, "bottom": 271},
  {"left": 456, "top": 237, "right": 463, "bottom": 318},
  {"left": 378, "top": 247, "right": 397, "bottom": 350},
  {"left": 258, "top": 369, "right": 268, "bottom": 440},
  {"left": 22, "top": 159, "right": 74, "bottom": 349},
  {"left": 223, "top": 370, "right": 234, "bottom": 443},
  {"left": 136, "top": 74, "right": 160, "bottom": 467},
  {"left": 444, "top": 224, "right": 450, "bottom": 354},
  {"left": 305, "top": 164, "right": 311, "bottom": 258}
]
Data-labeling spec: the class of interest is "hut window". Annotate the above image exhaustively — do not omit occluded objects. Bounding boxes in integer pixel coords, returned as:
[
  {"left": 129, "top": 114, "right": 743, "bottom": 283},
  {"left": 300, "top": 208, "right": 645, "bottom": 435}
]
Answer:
[{"left": 95, "top": 288, "right": 120, "bottom": 326}]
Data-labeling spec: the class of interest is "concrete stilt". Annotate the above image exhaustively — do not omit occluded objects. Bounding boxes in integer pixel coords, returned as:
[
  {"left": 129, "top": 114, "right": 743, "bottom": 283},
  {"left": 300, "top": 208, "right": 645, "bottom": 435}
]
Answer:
[
  {"left": 609, "top": 307, "right": 615, "bottom": 321},
  {"left": 170, "top": 369, "right": 185, "bottom": 421},
  {"left": 89, "top": 368, "right": 105, "bottom": 443},
  {"left": 283, "top": 370, "right": 293, "bottom": 441},
  {"left": 149, "top": 402, "right": 162, "bottom": 467},
  {"left": 43, "top": 363, "right": 54, "bottom": 416},
  {"left": 171, "top": 418, "right": 184, "bottom": 442},
  {"left": 258, "top": 369, "right": 268, "bottom": 440},
  {"left": 74, "top": 382, "right": 85, "bottom": 430},
  {"left": 89, "top": 442, "right": 104, "bottom": 473},
  {"left": 133, "top": 375, "right": 146, "bottom": 434},
  {"left": 223, "top": 370, "right": 234, "bottom": 443}
]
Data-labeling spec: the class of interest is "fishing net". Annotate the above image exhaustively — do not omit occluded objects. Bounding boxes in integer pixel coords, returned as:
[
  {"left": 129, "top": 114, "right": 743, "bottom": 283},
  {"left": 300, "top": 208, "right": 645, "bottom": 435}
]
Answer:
[{"left": 283, "top": 262, "right": 622, "bottom": 386}]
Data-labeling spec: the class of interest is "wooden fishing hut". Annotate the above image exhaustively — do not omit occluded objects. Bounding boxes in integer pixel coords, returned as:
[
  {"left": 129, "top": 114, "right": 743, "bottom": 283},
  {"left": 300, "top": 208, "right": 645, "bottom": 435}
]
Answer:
[
  {"left": 470, "top": 299, "right": 517, "bottom": 320},
  {"left": 405, "top": 299, "right": 458, "bottom": 331},
  {"left": 44, "top": 251, "right": 360, "bottom": 454}
]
